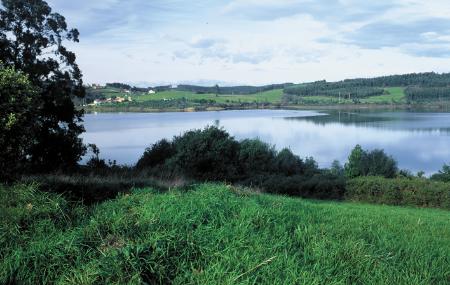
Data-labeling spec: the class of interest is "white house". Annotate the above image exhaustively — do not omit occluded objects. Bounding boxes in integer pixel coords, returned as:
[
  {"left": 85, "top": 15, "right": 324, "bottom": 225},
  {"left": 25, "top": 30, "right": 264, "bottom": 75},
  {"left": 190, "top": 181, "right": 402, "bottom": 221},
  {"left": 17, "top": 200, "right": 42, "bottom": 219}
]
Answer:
[{"left": 148, "top": 90, "right": 156, "bottom": 94}]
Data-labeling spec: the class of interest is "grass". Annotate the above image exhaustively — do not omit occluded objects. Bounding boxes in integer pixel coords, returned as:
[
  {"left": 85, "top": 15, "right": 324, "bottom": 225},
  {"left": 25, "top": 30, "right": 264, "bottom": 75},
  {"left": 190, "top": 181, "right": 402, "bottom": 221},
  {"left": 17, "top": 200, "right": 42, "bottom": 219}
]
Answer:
[
  {"left": 361, "top": 87, "right": 406, "bottom": 104},
  {"left": 92, "top": 87, "right": 284, "bottom": 104},
  {"left": 290, "top": 87, "right": 407, "bottom": 105},
  {"left": 1, "top": 183, "right": 449, "bottom": 284}
]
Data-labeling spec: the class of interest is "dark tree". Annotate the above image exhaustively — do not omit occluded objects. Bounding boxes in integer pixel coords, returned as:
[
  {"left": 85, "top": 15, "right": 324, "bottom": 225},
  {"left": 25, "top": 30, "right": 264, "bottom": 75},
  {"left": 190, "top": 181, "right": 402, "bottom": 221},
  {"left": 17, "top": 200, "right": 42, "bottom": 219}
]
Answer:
[
  {"left": 0, "top": 0, "right": 85, "bottom": 171},
  {"left": 0, "top": 64, "right": 36, "bottom": 180}
]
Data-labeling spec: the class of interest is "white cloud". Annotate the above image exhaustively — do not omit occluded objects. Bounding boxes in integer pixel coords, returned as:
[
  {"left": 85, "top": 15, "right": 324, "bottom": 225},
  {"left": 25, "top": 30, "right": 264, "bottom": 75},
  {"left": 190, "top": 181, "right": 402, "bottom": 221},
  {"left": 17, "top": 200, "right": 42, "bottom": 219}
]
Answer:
[{"left": 47, "top": 0, "right": 450, "bottom": 85}]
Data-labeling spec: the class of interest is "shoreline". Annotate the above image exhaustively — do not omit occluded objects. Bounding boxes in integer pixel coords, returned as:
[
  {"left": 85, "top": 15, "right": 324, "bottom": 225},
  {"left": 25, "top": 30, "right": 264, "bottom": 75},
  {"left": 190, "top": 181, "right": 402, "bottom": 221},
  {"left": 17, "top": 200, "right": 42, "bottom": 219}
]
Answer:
[{"left": 81, "top": 103, "right": 450, "bottom": 114}]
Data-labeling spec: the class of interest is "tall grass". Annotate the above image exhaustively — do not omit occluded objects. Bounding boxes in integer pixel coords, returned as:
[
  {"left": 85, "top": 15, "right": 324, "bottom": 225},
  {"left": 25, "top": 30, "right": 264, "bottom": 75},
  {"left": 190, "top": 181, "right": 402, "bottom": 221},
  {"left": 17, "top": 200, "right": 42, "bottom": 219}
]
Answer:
[{"left": 1, "top": 183, "right": 449, "bottom": 284}]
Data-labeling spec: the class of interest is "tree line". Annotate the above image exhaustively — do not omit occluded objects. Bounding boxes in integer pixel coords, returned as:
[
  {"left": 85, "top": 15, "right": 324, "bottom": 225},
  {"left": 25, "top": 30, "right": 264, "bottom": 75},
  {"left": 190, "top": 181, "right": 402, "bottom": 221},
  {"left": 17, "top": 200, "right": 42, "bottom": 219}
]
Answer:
[
  {"left": 284, "top": 72, "right": 450, "bottom": 102},
  {"left": 405, "top": 87, "right": 450, "bottom": 102},
  {"left": 176, "top": 83, "right": 293, "bottom": 95}
]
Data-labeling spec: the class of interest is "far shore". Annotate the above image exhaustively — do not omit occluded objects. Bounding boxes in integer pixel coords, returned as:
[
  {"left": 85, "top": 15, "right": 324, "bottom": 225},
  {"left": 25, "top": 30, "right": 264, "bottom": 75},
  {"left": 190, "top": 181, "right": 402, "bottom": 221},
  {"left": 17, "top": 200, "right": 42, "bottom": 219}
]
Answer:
[{"left": 81, "top": 103, "right": 450, "bottom": 114}]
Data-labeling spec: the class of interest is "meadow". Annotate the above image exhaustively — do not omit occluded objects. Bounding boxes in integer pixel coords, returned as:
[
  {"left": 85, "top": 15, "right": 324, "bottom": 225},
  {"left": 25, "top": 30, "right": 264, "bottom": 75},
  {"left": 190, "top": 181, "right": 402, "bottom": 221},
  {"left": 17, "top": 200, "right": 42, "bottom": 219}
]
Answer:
[
  {"left": 2, "top": 183, "right": 449, "bottom": 284},
  {"left": 91, "top": 87, "right": 284, "bottom": 104},
  {"left": 291, "top": 87, "right": 406, "bottom": 105}
]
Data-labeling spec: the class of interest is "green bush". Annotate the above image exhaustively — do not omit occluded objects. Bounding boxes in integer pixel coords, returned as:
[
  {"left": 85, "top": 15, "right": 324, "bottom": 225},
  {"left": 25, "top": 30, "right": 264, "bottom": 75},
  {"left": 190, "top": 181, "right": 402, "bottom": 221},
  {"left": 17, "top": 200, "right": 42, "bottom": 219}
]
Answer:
[
  {"left": 262, "top": 173, "right": 346, "bottom": 200},
  {"left": 136, "top": 139, "right": 175, "bottom": 170},
  {"left": 345, "top": 145, "right": 398, "bottom": 178},
  {"left": 274, "top": 148, "right": 304, "bottom": 176},
  {"left": 170, "top": 126, "right": 240, "bottom": 181},
  {"left": 346, "top": 176, "right": 450, "bottom": 209},
  {"left": 430, "top": 163, "right": 450, "bottom": 182},
  {"left": 238, "top": 139, "right": 276, "bottom": 176},
  {"left": 21, "top": 175, "right": 166, "bottom": 204}
]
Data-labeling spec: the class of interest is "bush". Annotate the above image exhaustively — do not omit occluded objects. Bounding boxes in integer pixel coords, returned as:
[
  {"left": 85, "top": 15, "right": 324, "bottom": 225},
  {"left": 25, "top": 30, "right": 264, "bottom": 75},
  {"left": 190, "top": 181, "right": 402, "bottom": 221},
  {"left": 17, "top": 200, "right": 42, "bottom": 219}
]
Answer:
[
  {"left": 346, "top": 176, "right": 450, "bottom": 209},
  {"left": 21, "top": 175, "right": 166, "bottom": 204},
  {"left": 262, "top": 173, "right": 346, "bottom": 200},
  {"left": 274, "top": 148, "right": 304, "bottom": 176},
  {"left": 345, "top": 145, "right": 398, "bottom": 178},
  {"left": 430, "top": 164, "right": 450, "bottom": 182},
  {"left": 136, "top": 139, "right": 175, "bottom": 170},
  {"left": 238, "top": 139, "right": 276, "bottom": 176},
  {"left": 170, "top": 126, "right": 240, "bottom": 181}
]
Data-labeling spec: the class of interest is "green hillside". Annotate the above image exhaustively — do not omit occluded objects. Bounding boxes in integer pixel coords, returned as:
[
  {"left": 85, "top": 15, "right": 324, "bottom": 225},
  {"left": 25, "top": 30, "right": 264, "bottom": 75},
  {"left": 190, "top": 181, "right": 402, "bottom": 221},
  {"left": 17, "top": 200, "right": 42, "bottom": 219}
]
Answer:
[
  {"left": 2, "top": 183, "right": 449, "bottom": 284},
  {"left": 87, "top": 87, "right": 284, "bottom": 104}
]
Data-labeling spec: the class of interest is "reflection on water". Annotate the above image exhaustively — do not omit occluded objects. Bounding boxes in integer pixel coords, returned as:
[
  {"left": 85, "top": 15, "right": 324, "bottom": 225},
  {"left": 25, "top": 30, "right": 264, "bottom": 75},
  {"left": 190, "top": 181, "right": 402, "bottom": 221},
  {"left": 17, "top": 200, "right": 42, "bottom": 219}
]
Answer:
[{"left": 82, "top": 109, "right": 450, "bottom": 174}]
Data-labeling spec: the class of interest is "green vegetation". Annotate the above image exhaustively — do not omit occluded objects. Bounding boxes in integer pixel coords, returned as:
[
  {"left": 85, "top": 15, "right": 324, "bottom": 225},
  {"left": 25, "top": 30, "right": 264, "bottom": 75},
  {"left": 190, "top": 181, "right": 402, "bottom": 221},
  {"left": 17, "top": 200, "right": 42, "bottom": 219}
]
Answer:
[
  {"left": 360, "top": 87, "right": 406, "bottom": 104},
  {"left": 347, "top": 177, "right": 450, "bottom": 209},
  {"left": 405, "top": 87, "right": 450, "bottom": 102},
  {"left": 89, "top": 88, "right": 284, "bottom": 104},
  {"left": 136, "top": 126, "right": 345, "bottom": 200},
  {"left": 2, "top": 183, "right": 449, "bottom": 284},
  {"left": 0, "top": 0, "right": 86, "bottom": 176},
  {"left": 84, "top": 72, "right": 450, "bottom": 111},
  {"left": 2, "top": 2, "right": 450, "bottom": 283},
  {"left": 0, "top": 64, "right": 36, "bottom": 180},
  {"left": 345, "top": 145, "right": 398, "bottom": 178}
]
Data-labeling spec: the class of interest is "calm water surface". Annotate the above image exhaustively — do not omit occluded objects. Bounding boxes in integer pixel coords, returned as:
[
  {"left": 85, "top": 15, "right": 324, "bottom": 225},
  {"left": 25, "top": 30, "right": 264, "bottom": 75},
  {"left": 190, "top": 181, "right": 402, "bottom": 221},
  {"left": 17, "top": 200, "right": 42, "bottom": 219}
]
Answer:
[{"left": 82, "top": 109, "right": 450, "bottom": 174}]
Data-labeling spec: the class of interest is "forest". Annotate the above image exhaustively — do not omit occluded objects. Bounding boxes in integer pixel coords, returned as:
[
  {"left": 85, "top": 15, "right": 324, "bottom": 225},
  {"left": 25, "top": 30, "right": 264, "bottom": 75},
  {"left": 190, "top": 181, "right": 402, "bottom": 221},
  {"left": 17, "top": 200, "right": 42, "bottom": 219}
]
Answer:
[{"left": 284, "top": 72, "right": 450, "bottom": 102}]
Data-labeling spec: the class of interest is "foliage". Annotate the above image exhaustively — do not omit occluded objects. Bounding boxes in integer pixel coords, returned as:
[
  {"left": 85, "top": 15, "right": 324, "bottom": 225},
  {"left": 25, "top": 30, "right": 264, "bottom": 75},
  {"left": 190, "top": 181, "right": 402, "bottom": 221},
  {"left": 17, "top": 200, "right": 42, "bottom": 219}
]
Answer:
[
  {"left": 1, "top": 183, "right": 449, "bottom": 284},
  {"left": 0, "top": 0, "right": 85, "bottom": 172},
  {"left": 284, "top": 72, "right": 450, "bottom": 103},
  {"left": 405, "top": 87, "right": 450, "bottom": 102},
  {"left": 137, "top": 127, "right": 324, "bottom": 196},
  {"left": 345, "top": 145, "right": 398, "bottom": 178},
  {"left": 275, "top": 148, "right": 304, "bottom": 175},
  {"left": 262, "top": 173, "right": 346, "bottom": 200},
  {"left": 136, "top": 139, "right": 175, "bottom": 170},
  {"left": 346, "top": 176, "right": 450, "bottom": 209},
  {"left": 238, "top": 139, "right": 277, "bottom": 176},
  {"left": 0, "top": 64, "right": 36, "bottom": 180},
  {"left": 177, "top": 83, "right": 293, "bottom": 95},
  {"left": 284, "top": 81, "right": 384, "bottom": 99},
  {"left": 21, "top": 174, "right": 166, "bottom": 204},
  {"left": 170, "top": 126, "right": 240, "bottom": 181},
  {"left": 430, "top": 163, "right": 450, "bottom": 182}
]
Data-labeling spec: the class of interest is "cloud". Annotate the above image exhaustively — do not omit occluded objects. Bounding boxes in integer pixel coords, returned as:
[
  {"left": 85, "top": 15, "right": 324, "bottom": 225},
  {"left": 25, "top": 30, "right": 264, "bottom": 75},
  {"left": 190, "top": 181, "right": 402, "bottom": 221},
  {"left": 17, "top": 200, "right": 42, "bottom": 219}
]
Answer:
[
  {"left": 222, "top": 0, "right": 398, "bottom": 23},
  {"left": 343, "top": 18, "right": 450, "bottom": 57},
  {"left": 44, "top": 0, "right": 450, "bottom": 85},
  {"left": 189, "top": 36, "right": 227, "bottom": 49}
]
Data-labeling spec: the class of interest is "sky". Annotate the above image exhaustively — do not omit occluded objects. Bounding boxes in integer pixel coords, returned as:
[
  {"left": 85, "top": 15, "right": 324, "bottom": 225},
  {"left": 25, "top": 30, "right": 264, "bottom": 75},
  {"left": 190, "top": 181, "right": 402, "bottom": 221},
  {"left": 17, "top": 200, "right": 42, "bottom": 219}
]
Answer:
[{"left": 47, "top": 0, "right": 450, "bottom": 86}]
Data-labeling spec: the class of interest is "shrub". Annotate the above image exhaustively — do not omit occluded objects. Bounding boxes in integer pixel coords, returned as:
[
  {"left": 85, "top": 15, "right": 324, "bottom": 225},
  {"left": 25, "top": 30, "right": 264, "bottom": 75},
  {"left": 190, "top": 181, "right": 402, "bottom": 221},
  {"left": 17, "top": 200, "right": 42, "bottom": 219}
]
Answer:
[
  {"left": 21, "top": 175, "right": 166, "bottom": 204},
  {"left": 274, "top": 148, "right": 304, "bottom": 176},
  {"left": 238, "top": 139, "right": 276, "bottom": 176},
  {"left": 346, "top": 176, "right": 450, "bottom": 209},
  {"left": 136, "top": 139, "right": 175, "bottom": 170},
  {"left": 170, "top": 126, "right": 240, "bottom": 181},
  {"left": 430, "top": 164, "right": 450, "bottom": 182},
  {"left": 262, "top": 173, "right": 346, "bottom": 200},
  {"left": 345, "top": 145, "right": 398, "bottom": 178}
]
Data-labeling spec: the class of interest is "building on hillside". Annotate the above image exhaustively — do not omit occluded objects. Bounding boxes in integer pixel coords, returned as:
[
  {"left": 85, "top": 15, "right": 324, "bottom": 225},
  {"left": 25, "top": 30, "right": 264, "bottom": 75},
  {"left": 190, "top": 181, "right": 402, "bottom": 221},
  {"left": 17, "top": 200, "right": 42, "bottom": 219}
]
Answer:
[
  {"left": 148, "top": 90, "right": 156, "bottom": 94},
  {"left": 114, "top": 97, "right": 126, "bottom": 103},
  {"left": 91, "top": 84, "right": 104, "bottom": 90}
]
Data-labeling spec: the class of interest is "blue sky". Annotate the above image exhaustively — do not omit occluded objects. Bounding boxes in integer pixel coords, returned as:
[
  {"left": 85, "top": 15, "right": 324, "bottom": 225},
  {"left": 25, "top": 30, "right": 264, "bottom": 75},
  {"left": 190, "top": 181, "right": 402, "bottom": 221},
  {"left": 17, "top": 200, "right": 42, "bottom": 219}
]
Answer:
[{"left": 47, "top": 0, "right": 450, "bottom": 86}]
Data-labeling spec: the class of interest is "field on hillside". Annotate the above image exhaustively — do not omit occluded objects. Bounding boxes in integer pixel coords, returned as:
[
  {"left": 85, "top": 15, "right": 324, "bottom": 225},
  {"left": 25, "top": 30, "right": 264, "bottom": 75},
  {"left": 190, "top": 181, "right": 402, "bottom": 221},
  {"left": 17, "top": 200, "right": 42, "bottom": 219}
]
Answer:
[
  {"left": 90, "top": 87, "right": 284, "bottom": 104},
  {"left": 2, "top": 183, "right": 449, "bottom": 284},
  {"left": 291, "top": 87, "right": 406, "bottom": 105}
]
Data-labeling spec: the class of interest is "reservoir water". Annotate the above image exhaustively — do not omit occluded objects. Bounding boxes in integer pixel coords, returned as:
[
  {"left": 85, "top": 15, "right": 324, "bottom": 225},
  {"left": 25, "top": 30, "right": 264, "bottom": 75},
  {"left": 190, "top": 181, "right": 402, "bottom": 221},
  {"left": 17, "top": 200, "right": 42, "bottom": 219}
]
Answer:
[{"left": 82, "top": 109, "right": 450, "bottom": 174}]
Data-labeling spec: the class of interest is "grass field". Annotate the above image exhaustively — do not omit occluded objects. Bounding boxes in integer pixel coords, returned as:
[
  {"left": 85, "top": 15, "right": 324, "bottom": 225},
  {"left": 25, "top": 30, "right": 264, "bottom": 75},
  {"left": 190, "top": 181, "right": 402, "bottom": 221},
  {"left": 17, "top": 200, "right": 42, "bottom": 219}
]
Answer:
[
  {"left": 134, "top": 89, "right": 284, "bottom": 104},
  {"left": 2, "top": 183, "right": 449, "bottom": 284},
  {"left": 91, "top": 87, "right": 284, "bottom": 104},
  {"left": 292, "top": 87, "right": 407, "bottom": 105},
  {"left": 361, "top": 87, "right": 406, "bottom": 104}
]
